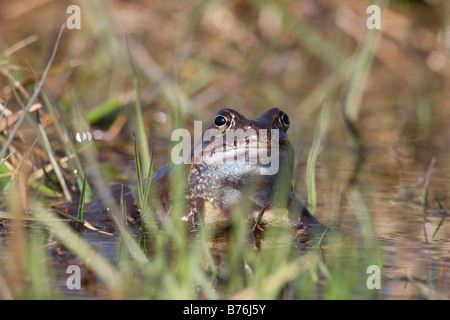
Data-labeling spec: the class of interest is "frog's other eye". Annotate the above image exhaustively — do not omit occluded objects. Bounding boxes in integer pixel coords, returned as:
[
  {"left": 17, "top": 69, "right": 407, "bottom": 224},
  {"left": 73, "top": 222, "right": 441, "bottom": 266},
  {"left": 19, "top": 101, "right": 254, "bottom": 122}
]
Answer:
[
  {"left": 214, "top": 113, "right": 232, "bottom": 131},
  {"left": 278, "top": 111, "right": 290, "bottom": 131}
]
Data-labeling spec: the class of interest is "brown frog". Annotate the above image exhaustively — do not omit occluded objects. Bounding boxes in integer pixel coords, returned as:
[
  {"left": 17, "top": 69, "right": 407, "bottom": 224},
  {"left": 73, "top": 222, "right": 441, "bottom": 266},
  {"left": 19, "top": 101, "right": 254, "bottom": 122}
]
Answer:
[{"left": 151, "top": 108, "right": 320, "bottom": 237}]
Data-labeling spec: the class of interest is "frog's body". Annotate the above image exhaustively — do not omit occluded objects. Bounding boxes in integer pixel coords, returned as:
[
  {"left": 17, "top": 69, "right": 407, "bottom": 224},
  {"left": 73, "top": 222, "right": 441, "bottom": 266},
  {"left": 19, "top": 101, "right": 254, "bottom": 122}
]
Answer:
[{"left": 151, "top": 108, "right": 320, "bottom": 235}]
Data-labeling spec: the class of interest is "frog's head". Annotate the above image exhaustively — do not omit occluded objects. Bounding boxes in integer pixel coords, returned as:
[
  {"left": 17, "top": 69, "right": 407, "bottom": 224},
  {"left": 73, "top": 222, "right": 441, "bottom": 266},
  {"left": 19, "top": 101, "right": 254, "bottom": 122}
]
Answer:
[{"left": 193, "top": 108, "right": 293, "bottom": 176}]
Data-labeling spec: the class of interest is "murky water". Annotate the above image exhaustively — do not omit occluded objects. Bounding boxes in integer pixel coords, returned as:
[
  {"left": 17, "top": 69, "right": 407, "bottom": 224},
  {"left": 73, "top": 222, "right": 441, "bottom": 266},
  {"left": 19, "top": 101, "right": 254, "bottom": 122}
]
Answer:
[{"left": 308, "top": 118, "right": 450, "bottom": 299}]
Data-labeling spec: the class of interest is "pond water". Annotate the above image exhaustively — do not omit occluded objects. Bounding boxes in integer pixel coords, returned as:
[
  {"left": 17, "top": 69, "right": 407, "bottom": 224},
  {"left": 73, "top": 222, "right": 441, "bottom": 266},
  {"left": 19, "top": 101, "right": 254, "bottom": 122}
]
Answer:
[{"left": 52, "top": 126, "right": 450, "bottom": 300}]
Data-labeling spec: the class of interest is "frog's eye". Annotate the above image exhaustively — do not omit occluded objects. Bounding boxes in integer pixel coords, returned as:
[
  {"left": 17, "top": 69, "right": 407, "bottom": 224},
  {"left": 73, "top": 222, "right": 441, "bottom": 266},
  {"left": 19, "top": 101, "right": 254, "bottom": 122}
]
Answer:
[
  {"left": 214, "top": 114, "right": 232, "bottom": 131},
  {"left": 214, "top": 115, "right": 227, "bottom": 126},
  {"left": 278, "top": 111, "right": 290, "bottom": 130}
]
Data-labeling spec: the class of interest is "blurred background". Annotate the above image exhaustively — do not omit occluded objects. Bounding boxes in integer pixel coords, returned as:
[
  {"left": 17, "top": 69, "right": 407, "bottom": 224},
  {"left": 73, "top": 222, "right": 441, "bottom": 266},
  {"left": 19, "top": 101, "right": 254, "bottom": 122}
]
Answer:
[{"left": 1, "top": 0, "right": 450, "bottom": 299}]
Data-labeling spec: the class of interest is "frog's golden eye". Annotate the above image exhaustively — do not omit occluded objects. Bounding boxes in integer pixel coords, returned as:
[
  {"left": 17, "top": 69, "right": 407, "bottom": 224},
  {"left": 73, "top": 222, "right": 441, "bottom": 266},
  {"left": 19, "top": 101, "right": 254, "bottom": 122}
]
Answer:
[
  {"left": 214, "top": 115, "right": 227, "bottom": 126},
  {"left": 278, "top": 111, "right": 290, "bottom": 131},
  {"left": 214, "top": 113, "right": 232, "bottom": 131}
]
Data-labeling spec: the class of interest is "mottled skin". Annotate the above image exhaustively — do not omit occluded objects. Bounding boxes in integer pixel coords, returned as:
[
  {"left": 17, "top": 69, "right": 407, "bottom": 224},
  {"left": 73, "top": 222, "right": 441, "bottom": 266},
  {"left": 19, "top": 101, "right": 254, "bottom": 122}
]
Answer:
[{"left": 151, "top": 108, "right": 320, "bottom": 235}]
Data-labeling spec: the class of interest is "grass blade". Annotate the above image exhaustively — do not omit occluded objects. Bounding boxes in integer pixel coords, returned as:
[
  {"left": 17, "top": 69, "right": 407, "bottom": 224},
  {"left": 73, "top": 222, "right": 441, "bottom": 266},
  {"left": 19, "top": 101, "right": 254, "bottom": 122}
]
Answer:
[
  {"left": 36, "top": 121, "right": 72, "bottom": 202},
  {"left": 142, "top": 142, "right": 154, "bottom": 212},
  {"left": 125, "top": 34, "right": 151, "bottom": 177},
  {"left": 85, "top": 96, "right": 123, "bottom": 125},
  {"left": 77, "top": 173, "right": 87, "bottom": 221},
  {"left": 0, "top": 152, "right": 14, "bottom": 168},
  {"left": 306, "top": 102, "right": 327, "bottom": 214},
  {"left": 341, "top": 1, "right": 386, "bottom": 121},
  {"left": 133, "top": 133, "right": 144, "bottom": 209},
  {"left": 40, "top": 90, "right": 92, "bottom": 202},
  {"left": 421, "top": 157, "right": 436, "bottom": 242},
  {"left": 0, "top": 24, "right": 65, "bottom": 160}
]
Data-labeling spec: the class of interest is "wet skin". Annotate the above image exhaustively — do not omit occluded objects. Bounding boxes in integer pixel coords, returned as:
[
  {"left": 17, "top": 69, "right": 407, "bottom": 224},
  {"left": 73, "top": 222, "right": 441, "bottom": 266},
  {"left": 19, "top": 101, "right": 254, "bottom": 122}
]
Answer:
[{"left": 151, "top": 108, "right": 320, "bottom": 235}]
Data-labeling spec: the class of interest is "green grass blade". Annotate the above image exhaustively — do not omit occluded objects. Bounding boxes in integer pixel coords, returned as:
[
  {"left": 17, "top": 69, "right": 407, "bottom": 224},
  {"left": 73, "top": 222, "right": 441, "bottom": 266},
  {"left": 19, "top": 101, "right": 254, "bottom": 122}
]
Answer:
[
  {"left": 85, "top": 97, "right": 123, "bottom": 125},
  {"left": 28, "top": 181, "right": 61, "bottom": 197},
  {"left": 341, "top": 1, "right": 386, "bottom": 121},
  {"left": 125, "top": 34, "right": 151, "bottom": 177},
  {"left": 77, "top": 173, "right": 87, "bottom": 221},
  {"left": 142, "top": 142, "right": 154, "bottom": 212},
  {"left": 306, "top": 102, "right": 327, "bottom": 214},
  {"left": 0, "top": 152, "right": 14, "bottom": 168},
  {"left": 133, "top": 133, "right": 144, "bottom": 209}
]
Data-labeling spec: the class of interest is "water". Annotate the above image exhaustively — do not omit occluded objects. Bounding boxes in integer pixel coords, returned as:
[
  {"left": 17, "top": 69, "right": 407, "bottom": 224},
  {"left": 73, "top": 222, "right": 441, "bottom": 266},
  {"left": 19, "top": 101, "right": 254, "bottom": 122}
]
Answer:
[{"left": 304, "top": 119, "right": 450, "bottom": 299}]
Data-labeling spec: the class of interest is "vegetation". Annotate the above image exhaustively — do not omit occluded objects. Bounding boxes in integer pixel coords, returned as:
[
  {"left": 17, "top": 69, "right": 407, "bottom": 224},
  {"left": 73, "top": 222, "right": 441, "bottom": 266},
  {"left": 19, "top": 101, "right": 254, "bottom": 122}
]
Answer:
[{"left": 0, "top": 0, "right": 449, "bottom": 300}]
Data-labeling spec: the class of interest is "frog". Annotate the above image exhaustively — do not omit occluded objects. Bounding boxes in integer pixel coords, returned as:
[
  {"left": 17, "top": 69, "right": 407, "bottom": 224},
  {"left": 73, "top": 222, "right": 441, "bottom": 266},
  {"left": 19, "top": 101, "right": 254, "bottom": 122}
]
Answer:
[{"left": 150, "top": 108, "right": 320, "bottom": 239}]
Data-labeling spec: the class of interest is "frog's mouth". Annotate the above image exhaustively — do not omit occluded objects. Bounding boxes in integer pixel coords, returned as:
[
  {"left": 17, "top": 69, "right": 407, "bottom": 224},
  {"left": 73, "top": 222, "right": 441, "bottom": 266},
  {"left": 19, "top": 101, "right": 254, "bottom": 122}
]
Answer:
[
  {"left": 190, "top": 127, "right": 288, "bottom": 175},
  {"left": 196, "top": 145, "right": 283, "bottom": 175}
]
